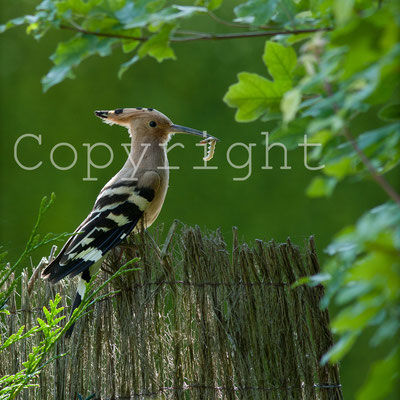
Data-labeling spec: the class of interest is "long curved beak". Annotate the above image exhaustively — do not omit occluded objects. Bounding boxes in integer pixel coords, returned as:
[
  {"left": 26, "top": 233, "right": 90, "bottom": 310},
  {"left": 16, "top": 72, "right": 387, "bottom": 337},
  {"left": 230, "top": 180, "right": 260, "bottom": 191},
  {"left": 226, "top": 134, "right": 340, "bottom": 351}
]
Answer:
[{"left": 170, "top": 124, "right": 219, "bottom": 142}]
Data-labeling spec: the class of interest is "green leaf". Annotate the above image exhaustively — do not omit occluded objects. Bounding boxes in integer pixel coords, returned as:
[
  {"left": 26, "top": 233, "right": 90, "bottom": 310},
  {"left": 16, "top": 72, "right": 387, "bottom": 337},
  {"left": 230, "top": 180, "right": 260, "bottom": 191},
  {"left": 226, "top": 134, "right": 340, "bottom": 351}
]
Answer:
[
  {"left": 367, "top": 45, "right": 400, "bottom": 105},
  {"left": 224, "top": 41, "right": 298, "bottom": 122},
  {"left": 151, "top": 5, "right": 207, "bottom": 24},
  {"left": 356, "top": 346, "right": 400, "bottom": 400},
  {"left": 332, "top": 301, "right": 381, "bottom": 334},
  {"left": 302, "top": 91, "right": 346, "bottom": 118},
  {"left": 0, "top": 326, "right": 25, "bottom": 349},
  {"left": 324, "top": 157, "right": 353, "bottom": 180},
  {"left": 196, "top": 0, "right": 223, "bottom": 11},
  {"left": 0, "top": 15, "right": 41, "bottom": 34},
  {"left": 306, "top": 176, "right": 337, "bottom": 198},
  {"left": 378, "top": 104, "right": 400, "bottom": 121},
  {"left": 138, "top": 24, "right": 176, "bottom": 62},
  {"left": 260, "top": 112, "right": 281, "bottom": 122},
  {"left": 82, "top": 16, "right": 119, "bottom": 33},
  {"left": 41, "top": 37, "right": 88, "bottom": 91},
  {"left": 42, "top": 35, "right": 116, "bottom": 91},
  {"left": 122, "top": 40, "right": 140, "bottom": 53},
  {"left": 321, "top": 331, "right": 359, "bottom": 364},
  {"left": 308, "top": 129, "right": 334, "bottom": 147},
  {"left": 270, "top": 117, "right": 312, "bottom": 150},
  {"left": 286, "top": 32, "right": 315, "bottom": 45},
  {"left": 335, "top": 282, "right": 372, "bottom": 305},
  {"left": 370, "top": 319, "right": 400, "bottom": 347},
  {"left": 356, "top": 203, "right": 400, "bottom": 243},
  {"left": 263, "top": 41, "right": 297, "bottom": 86},
  {"left": 234, "top": 0, "right": 279, "bottom": 25},
  {"left": 116, "top": 0, "right": 165, "bottom": 28},
  {"left": 118, "top": 55, "right": 139, "bottom": 78},
  {"left": 334, "top": 0, "right": 355, "bottom": 26},
  {"left": 281, "top": 88, "right": 301, "bottom": 123},
  {"left": 346, "top": 248, "right": 400, "bottom": 298},
  {"left": 43, "top": 306, "right": 51, "bottom": 323},
  {"left": 56, "top": 0, "right": 102, "bottom": 14},
  {"left": 37, "top": 317, "right": 48, "bottom": 331},
  {"left": 103, "top": 0, "right": 126, "bottom": 12},
  {"left": 291, "top": 272, "right": 331, "bottom": 288},
  {"left": 322, "top": 123, "right": 400, "bottom": 176},
  {"left": 331, "top": 12, "right": 398, "bottom": 80},
  {"left": 116, "top": 1, "right": 204, "bottom": 29},
  {"left": 272, "top": 0, "right": 297, "bottom": 24},
  {"left": 325, "top": 203, "right": 400, "bottom": 264},
  {"left": 223, "top": 72, "right": 283, "bottom": 122}
]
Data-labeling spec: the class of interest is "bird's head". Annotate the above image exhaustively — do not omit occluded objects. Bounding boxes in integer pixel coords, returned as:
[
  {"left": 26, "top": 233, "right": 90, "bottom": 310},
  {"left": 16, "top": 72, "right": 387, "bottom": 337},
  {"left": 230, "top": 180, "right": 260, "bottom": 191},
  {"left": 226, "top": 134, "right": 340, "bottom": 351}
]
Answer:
[{"left": 95, "top": 107, "right": 219, "bottom": 143}]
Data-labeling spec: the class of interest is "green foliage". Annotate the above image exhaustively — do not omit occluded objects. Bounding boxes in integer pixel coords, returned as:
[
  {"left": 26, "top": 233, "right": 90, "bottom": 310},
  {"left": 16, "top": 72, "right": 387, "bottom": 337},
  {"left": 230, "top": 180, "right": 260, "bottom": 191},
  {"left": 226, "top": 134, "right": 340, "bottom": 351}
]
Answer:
[
  {"left": 0, "top": 294, "right": 66, "bottom": 400},
  {"left": 0, "top": 196, "right": 139, "bottom": 399},
  {"left": 42, "top": 35, "right": 116, "bottom": 91},
  {"left": 320, "top": 203, "right": 400, "bottom": 400},
  {"left": 223, "top": 72, "right": 281, "bottom": 122},
  {"left": 137, "top": 23, "right": 176, "bottom": 62},
  {"left": 306, "top": 176, "right": 336, "bottom": 198},
  {"left": 223, "top": 1, "right": 400, "bottom": 398},
  {"left": 356, "top": 346, "right": 400, "bottom": 400},
  {"left": 1, "top": 0, "right": 400, "bottom": 397},
  {"left": 234, "top": 0, "right": 279, "bottom": 26},
  {"left": 322, "top": 203, "right": 400, "bottom": 358},
  {"left": 0, "top": 257, "right": 138, "bottom": 400},
  {"left": 0, "top": 194, "right": 71, "bottom": 314},
  {"left": 0, "top": 0, "right": 209, "bottom": 91},
  {"left": 223, "top": 41, "right": 297, "bottom": 122}
]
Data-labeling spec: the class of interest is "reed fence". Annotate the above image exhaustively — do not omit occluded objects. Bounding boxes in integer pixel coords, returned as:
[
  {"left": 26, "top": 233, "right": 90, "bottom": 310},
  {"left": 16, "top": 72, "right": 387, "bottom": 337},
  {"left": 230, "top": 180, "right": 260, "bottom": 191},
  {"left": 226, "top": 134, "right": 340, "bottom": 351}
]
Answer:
[{"left": 1, "top": 222, "right": 342, "bottom": 399}]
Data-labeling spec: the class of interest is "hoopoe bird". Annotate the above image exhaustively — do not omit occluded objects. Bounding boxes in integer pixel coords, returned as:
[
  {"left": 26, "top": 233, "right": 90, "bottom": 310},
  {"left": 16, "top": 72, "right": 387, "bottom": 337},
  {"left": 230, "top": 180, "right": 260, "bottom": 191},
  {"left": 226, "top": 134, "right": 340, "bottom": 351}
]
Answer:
[{"left": 42, "top": 107, "right": 218, "bottom": 336}]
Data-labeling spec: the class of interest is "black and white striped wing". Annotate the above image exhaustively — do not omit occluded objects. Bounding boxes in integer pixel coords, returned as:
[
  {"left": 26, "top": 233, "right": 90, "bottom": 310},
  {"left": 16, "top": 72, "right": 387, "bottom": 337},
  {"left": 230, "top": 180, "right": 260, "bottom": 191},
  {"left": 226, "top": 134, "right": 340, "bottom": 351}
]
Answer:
[{"left": 42, "top": 183, "right": 154, "bottom": 283}]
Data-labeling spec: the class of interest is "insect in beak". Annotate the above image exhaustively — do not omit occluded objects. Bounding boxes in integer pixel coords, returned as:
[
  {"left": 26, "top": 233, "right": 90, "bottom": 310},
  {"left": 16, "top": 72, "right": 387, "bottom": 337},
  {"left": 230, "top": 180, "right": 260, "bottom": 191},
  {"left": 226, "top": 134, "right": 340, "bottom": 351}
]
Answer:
[{"left": 170, "top": 124, "right": 219, "bottom": 142}]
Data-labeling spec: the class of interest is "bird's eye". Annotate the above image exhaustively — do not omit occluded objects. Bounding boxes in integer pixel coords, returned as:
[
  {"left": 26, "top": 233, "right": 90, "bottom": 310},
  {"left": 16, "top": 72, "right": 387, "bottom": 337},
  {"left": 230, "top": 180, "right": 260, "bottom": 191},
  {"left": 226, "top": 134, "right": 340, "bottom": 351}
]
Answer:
[{"left": 149, "top": 121, "right": 157, "bottom": 128}]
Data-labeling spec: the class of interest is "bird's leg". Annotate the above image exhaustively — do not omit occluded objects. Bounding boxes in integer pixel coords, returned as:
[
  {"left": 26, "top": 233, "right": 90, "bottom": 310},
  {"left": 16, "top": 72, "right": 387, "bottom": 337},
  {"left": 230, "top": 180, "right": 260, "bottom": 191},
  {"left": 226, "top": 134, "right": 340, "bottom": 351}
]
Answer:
[{"left": 144, "top": 222, "right": 178, "bottom": 295}]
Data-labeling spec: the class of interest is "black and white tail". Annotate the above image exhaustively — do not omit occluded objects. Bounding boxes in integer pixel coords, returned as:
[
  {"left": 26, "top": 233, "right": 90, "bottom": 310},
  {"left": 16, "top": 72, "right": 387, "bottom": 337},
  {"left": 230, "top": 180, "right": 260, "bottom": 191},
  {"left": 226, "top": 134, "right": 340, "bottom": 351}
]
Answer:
[{"left": 42, "top": 181, "right": 154, "bottom": 336}]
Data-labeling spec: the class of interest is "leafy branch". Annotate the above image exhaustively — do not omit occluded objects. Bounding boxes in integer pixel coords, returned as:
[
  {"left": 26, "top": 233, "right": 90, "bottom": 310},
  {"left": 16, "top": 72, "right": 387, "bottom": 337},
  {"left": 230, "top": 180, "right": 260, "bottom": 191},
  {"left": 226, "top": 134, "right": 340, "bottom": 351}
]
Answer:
[
  {"left": 0, "top": 258, "right": 138, "bottom": 400},
  {"left": 60, "top": 24, "right": 333, "bottom": 42},
  {"left": 341, "top": 126, "right": 400, "bottom": 205},
  {"left": 222, "top": 2, "right": 400, "bottom": 399},
  {"left": 323, "top": 82, "right": 400, "bottom": 205},
  {"left": 1, "top": 1, "right": 400, "bottom": 398},
  {"left": 0, "top": 0, "right": 335, "bottom": 90}
]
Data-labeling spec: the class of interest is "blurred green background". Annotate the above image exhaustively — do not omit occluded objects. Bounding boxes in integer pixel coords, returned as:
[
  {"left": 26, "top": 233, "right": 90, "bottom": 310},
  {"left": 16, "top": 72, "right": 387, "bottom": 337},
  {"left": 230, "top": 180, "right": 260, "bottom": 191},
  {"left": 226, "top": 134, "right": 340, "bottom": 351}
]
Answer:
[{"left": 0, "top": 1, "right": 394, "bottom": 398}]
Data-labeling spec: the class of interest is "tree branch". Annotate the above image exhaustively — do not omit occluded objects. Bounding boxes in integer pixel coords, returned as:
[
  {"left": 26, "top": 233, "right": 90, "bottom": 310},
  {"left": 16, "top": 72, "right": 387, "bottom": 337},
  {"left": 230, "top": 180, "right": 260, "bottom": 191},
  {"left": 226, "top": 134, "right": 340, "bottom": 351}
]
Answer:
[
  {"left": 172, "top": 28, "right": 333, "bottom": 42},
  {"left": 207, "top": 11, "right": 301, "bottom": 31},
  {"left": 59, "top": 25, "right": 332, "bottom": 42},
  {"left": 60, "top": 24, "right": 146, "bottom": 40}
]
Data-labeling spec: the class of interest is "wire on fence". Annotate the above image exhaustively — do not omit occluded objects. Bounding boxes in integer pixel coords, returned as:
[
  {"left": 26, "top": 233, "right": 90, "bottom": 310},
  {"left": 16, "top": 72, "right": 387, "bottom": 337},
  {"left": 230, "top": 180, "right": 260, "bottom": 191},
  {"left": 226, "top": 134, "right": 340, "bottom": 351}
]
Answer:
[{"left": 1, "top": 223, "right": 342, "bottom": 400}]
